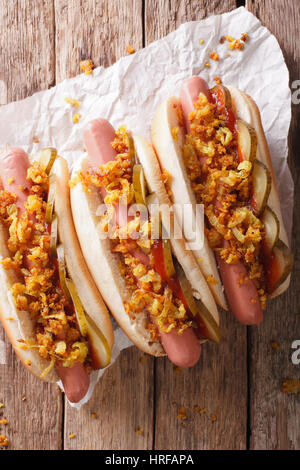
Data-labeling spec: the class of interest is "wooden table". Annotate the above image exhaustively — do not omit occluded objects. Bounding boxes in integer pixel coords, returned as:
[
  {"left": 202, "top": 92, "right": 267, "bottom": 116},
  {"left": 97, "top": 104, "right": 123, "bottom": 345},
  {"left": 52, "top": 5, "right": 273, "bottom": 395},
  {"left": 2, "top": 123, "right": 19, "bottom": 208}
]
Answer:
[{"left": 0, "top": 0, "right": 299, "bottom": 450}]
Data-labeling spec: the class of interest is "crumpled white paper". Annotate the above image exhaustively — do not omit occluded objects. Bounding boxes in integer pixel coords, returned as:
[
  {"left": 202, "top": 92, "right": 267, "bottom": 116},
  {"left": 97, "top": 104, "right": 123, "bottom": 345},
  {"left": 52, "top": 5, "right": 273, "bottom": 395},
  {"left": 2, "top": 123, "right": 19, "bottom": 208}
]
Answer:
[{"left": 0, "top": 7, "right": 293, "bottom": 407}]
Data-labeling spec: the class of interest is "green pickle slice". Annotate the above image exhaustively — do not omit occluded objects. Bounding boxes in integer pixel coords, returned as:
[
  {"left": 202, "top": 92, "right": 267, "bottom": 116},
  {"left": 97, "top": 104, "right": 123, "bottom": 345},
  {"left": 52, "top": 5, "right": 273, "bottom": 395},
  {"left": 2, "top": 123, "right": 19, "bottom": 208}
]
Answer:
[
  {"left": 133, "top": 164, "right": 147, "bottom": 206},
  {"left": 261, "top": 206, "right": 279, "bottom": 253},
  {"left": 236, "top": 119, "right": 258, "bottom": 163},
  {"left": 45, "top": 172, "right": 56, "bottom": 224},
  {"left": 174, "top": 260, "right": 198, "bottom": 317},
  {"left": 65, "top": 278, "right": 88, "bottom": 337},
  {"left": 35, "top": 148, "right": 58, "bottom": 174},
  {"left": 174, "top": 260, "right": 221, "bottom": 343},
  {"left": 56, "top": 244, "right": 71, "bottom": 302},
  {"left": 127, "top": 133, "right": 137, "bottom": 168},
  {"left": 194, "top": 299, "right": 221, "bottom": 344},
  {"left": 210, "top": 84, "right": 232, "bottom": 109},
  {"left": 266, "top": 239, "right": 294, "bottom": 295},
  {"left": 252, "top": 160, "right": 272, "bottom": 216},
  {"left": 162, "top": 239, "right": 176, "bottom": 278}
]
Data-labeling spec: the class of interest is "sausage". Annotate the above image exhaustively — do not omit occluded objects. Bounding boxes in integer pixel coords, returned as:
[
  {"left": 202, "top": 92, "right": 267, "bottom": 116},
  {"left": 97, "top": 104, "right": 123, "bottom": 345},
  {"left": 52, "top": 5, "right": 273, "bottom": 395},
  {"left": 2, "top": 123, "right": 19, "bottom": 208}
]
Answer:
[
  {"left": 84, "top": 119, "right": 117, "bottom": 166},
  {"left": 0, "top": 148, "right": 33, "bottom": 208},
  {"left": 179, "top": 76, "right": 210, "bottom": 134},
  {"left": 84, "top": 119, "right": 150, "bottom": 264},
  {"left": 179, "top": 76, "right": 263, "bottom": 325},
  {"left": 84, "top": 119, "right": 201, "bottom": 366},
  {"left": 217, "top": 247, "right": 262, "bottom": 325},
  {"left": 0, "top": 147, "right": 90, "bottom": 402},
  {"left": 56, "top": 362, "right": 90, "bottom": 403},
  {"left": 160, "top": 328, "right": 201, "bottom": 367}
]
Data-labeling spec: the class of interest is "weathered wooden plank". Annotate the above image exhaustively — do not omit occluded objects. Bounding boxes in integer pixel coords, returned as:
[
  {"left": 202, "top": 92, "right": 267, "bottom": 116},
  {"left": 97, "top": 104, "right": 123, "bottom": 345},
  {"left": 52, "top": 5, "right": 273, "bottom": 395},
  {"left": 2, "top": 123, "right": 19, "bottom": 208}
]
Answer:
[
  {"left": 246, "top": 0, "right": 300, "bottom": 450},
  {"left": 0, "top": 0, "right": 63, "bottom": 450},
  {"left": 0, "top": 0, "right": 55, "bottom": 101},
  {"left": 145, "top": 0, "right": 237, "bottom": 43},
  {"left": 53, "top": 0, "right": 154, "bottom": 450},
  {"left": 155, "top": 319, "right": 248, "bottom": 450},
  {"left": 64, "top": 348, "right": 155, "bottom": 450},
  {"left": 145, "top": 0, "right": 248, "bottom": 450},
  {"left": 55, "top": 0, "right": 144, "bottom": 83}
]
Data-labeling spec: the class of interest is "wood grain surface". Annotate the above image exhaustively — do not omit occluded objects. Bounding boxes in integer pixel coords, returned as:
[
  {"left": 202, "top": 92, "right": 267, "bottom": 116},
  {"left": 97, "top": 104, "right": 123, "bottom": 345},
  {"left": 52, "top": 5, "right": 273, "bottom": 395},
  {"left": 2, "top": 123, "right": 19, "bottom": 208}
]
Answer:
[
  {"left": 145, "top": 0, "right": 236, "bottom": 42},
  {"left": 0, "top": 0, "right": 62, "bottom": 451},
  {"left": 55, "top": 0, "right": 143, "bottom": 82},
  {"left": 246, "top": 0, "right": 300, "bottom": 450},
  {"left": 0, "top": 0, "right": 299, "bottom": 450}
]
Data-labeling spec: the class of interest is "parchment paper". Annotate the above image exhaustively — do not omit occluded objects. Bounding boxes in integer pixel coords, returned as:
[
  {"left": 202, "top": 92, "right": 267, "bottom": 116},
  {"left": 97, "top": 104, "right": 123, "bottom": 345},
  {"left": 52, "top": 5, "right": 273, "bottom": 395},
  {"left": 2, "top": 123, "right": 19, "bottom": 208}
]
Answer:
[{"left": 0, "top": 7, "right": 293, "bottom": 408}]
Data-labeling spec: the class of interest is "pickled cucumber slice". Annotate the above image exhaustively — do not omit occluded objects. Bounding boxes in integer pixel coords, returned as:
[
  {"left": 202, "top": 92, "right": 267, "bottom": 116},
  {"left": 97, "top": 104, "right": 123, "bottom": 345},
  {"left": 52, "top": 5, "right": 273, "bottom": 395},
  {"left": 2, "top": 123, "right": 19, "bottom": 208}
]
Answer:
[
  {"left": 35, "top": 148, "right": 57, "bottom": 174},
  {"left": 133, "top": 164, "right": 147, "bottom": 206},
  {"left": 261, "top": 206, "right": 279, "bottom": 253},
  {"left": 127, "top": 133, "right": 137, "bottom": 167},
  {"left": 45, "top": 173, "right": 56, "bottom": 224},
  {"left": 174, "top": 260, "right": 221, "bottom": 343},
  {"left": 56, "top": 244, "right": 71, "bottom": 302},
  {"left": 194, "top": 299, "right": 221, "bottom": 344},
  {"left": 174, "top": 259, "right": 198, "bottom": 317},
  {"left": 162, "top": 239, "right": 176, "bottom": 278},
  {"left": 265, "top": 239, "right": 293, "bottom": 295},
  {"left": 236, "top": 119, "right": 258, "bottom": 163},
  {"left": 65, "top": 278, "right": 88, "bottom": 337},
  {"left": 252, "top": 161, "right": 271, "bottom": 216},
  {"left": 210, "top": 85, "right": 232, "bottom": 110},
  {"left": 146, "top": 192, "right": 161, "bottom": 239}
]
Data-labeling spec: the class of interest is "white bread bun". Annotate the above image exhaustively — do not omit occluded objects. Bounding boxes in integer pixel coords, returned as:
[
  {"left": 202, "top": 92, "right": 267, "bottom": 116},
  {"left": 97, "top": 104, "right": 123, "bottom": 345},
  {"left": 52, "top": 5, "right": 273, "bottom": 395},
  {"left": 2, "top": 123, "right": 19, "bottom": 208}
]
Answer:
[
  {"left": 53, "top": 157, "right": 114, "bottom": 364},
  {"left": 70, "top": 156, "right": 164, "bottom": 357},
  {"left": 152, "top": 88, "right": 291, "bottom": 301},
  {"left": 227, "top": 86, "right": 290, "bottom": 297},
  {"left": 70, "top": 137, "right": 219, "bottom": 355},
  {"left": 134, "top": 136, "right": 219, "bottom": 325},
  {"left": 151, "top": 97, "right": 227, "bottom": 310}
]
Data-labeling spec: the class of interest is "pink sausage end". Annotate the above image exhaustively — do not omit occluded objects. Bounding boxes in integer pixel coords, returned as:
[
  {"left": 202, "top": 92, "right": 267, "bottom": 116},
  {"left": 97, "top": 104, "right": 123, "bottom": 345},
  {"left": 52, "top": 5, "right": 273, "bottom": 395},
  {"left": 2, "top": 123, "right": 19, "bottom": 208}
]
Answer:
[
  {"left": 217, "top": 255, "right": 263, "bottom": 325},
  {"left": 0, "top": 147, "right": 32, "bottom": 210},
  {"left": 179, "top": 76, "right": 210, "bottom": 133},
  {"left": 83, "top": 118, "right": 117, "bottom": 168},
  {"left": 160, "top": 327, "right": 201, "bottom": 368},
  {"left": 57, "top": 362, "right": 90, "bottom": 403}
]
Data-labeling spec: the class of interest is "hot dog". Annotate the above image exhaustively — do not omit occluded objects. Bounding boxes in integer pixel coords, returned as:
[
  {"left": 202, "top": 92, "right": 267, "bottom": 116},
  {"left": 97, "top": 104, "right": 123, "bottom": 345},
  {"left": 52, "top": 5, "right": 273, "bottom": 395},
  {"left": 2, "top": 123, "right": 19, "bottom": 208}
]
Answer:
[
  {"left": 70, "top": 119, "right": 221, "bottom": 367},
  {"left": 152, "top": 76, "right": 293, "bottom": 325},
  {"left": 0, "top": 146, "right": 114, "bottom": 402}
]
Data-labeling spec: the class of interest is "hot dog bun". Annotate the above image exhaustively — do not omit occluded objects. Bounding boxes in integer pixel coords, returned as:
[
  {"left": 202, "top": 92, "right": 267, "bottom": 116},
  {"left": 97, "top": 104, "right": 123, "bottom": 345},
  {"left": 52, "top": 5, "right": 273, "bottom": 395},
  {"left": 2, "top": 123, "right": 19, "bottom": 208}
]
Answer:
[
  {"left": 226, "top": 86, "right": 290, "bottom": 297},
  {"left": 53, "top": 157, "right": 114, "bottom": 352},
  {"left": 0, "top": 153, "right": 113, "bottom": 382},
  {"left": 152, "top": 96, "right": 227, "bottom": 310},
  {"left": 152, "top": 84, "right": 291, "bottom": 305},
  {"left": 70, "top": 136, "right": 219, "bottom": 356}
]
